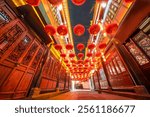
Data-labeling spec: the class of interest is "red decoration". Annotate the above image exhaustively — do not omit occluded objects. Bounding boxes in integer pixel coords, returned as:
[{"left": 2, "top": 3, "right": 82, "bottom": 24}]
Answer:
[
  {"left": 95, "top": 52, "right": 101, "bottom": 57},
  {"left": 78, "top": 60, "right": 83, "bottom": 64},
  {"left": 99, "top": 43, "right": 107, "bottom": 49},
  {"left": 78, "top": 53, "right": 84, "bottom": 59},
  {"left": 71, "top": 60, "right": 76, "bottom": 63},
  {"left": 96, "top": 0, "right": 108, "bottom": 3},
  {"left": 86, "top": 52, "right": 92, "bottom": 57},
  {"left": 66, "top": 44, "right": 73, "bottom": 50},
  {"left": 66, "top": 64, "right": 70, "bottom": 67},
  {"left": 64, "top": 59, "right": 69, "bottom": 63},
  {"left": 124, "top": 0, "right": 134, "bottom": 3},
  {"left": 26, "top": 0, "right": 41, "bottom": 6},
  {"left": 48, "top": 0, "right": 63, "bottom": 6},
  {"left": 84, "top": 58, "right": 90, "bottom": 63},
  {"left": 71, "top": 0, "right": 86, "bottom": 6},
  {"left": 69, "top": 53, "right": 75, "bottom": 58},
  {"left": 77, "top": 43, "right": 85, "bottom": 51},
  {"left": 57, "top": 25, "right": 68, "bottom": 36},
  {"left": 89, "top": 24, "right": 100, "bottom": 35},
  {"left": 73, "top": 24, "right": 85, "bottom": 36},
  {"left": 60, "top": 53, "right": 66, "bottom": 58},
  {"left": 54, "top": 44, "right": 62, "bottom": 51},
  {"left": 88, "top": 43, "right": 95, "bottom": 50},
  {"left": 44, "top": 25, "right": 56, "bottom": 36},
  {"left": 106, "top": 23, "right": 118, "bottom": 34}
]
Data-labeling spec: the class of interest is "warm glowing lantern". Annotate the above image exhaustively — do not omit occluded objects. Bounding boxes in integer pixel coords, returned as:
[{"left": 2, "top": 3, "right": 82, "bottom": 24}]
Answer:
[
  {"left": 78, "top": 53, "right": 84, "bottom": 59},
  {"left": 69, "top": 53, "right": 75, "bottom": 58},
  {"left": 54, "top": 44, "right": 62, "bottom": 51},
  {"left": 60, "top": 53, "right": 66, "bottom": 58},
  {"left": 26, "top": 0, "right": 41, "bottom": 6},
  {"left": 99, "top": 43, "right": 107, "bottom": 49},
  {"left": 73, "top": 24, "right": 85, "bottom": 36},
  {"left": 89, "top": 24, "right": 100, "bottom": 35},
  {"left": 84, "top": 58, "right": 90, "bottom": 63},
  {"left": 57, "top": 25, "right": 68, "bottom": 36},
  {"left": 124, "top": 0, "right": 134, "bottom": 3},
  {"left": 77, "top": 43, "right": 85, "bottom": 51},
  {"left": 66, "top": 44, "right": 73, "bottom": 50},
  {"left": 106, "top": 23, "right": 118, "bottom": 34},
  {"left": 78, "top": 60, "right": 83, "bottom": 64},
  {"left": 86, "top": 52, "right": 92, "bottom": 57},
  {"left": 48, "top": 0, "right": 63, "bottom": 6},
  {"left": 71, "top": 0, "right": 86, "bottom": 6},
  {"left": 88, "top": 43, "right": 95, "bottom": 50},
  {"left": 66, "top": 64, "right": 70, "bottom": 67},
  {"left": 71, "top": 60, "right": 76, "bottom": 63},
  {"left": 44, "top": 25, "right": 56, "bottom": 36},
  {"left": 64, "top": 59, "right": 69, "bottom": 63},
  {"left": 95, "top": 52, "right": 101, "bottom": 57}
]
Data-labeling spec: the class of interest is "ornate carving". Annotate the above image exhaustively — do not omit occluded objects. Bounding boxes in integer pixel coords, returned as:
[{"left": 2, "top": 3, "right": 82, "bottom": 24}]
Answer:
[
  {"left": 8, "top": 36, "right": 32, "bottom": 62},
  {"left": 21, "top": 43, "right": 38, "bottom": 65},
  {"left": 31, "top": 48, "right": 43, "bottom": 69},
  {"left": 0, "top": 25, "right": 23, "bottom": 56}
]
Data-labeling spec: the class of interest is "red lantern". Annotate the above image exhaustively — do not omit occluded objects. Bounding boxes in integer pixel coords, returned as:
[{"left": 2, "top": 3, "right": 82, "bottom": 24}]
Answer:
[
  {"left": 86, "top": 52, "right": 92, "bottom": 57},
  {"left": 78, "top": 53, "right": 84, "bottom": 59},
  {"left": 106, "top": 23, "right": 118, "bottom": 34},
  {"left": 89, "top": 24, "right": 100, "bottom": 35},
  {"left": 88, "top": 43, "right": 95, "bottom": 50},
  {"left": 69, "top": 53, "right": 75, "bottom": 58},
  {"left": 66, "top": 44, "right": 73, "bottom": 50},
  {"left": 99, "top": 43, "right": 107, "bottom": 49},
  {"left": 66, "top": 64, "right": 70, "bottom": 67},
  {"left": 71, "top": 60, "right": 76, "bottom": 63},
  {"left": 60, "top": 53, "right": 66, "bottom": 58},
  {"left": 84, "top": 58, "right": 90, "bottom": 63},
  {"left": 124, "top": 0, "right": 134, "bottom": 3},
  {"left": 54, "top": 44, "right": 62, "bottom": 51},
  {"left": 71, "top": 0, "right": 86, "bottom": 6},
  {"left": 57, "top": 25, "right": 68, "bottom": 36},
  {"left": 26, "top": 0, "right": 41, "bottom": 6},
  {"left": 77, "top": 43, "right": 85, "bottom": 51},
  {"left": 96, "top": 0, "right": 108, "bottom": 3},
  {"left": 73, "top": 24, "right": 85, "bottom": 36},
  {"left": 78, "top": 60, "right": 83, "bottom": 64},
  {"left": 48, "top": 0, "right": 63, "bottom": 6},
  {"left": 44, "top": 25, "right": 56, "bottom": 36},
  {"left": 95, "top": 52, "right": 101, "bottom": 57},
  {"left": 64, "top": 59, "right": 69, "bottom": 63}
]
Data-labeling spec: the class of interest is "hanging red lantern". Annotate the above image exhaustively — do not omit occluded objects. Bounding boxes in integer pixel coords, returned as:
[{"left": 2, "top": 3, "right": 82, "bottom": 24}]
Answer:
[
  {"left": 64, "top": 59, "right": 69, "bottom": 63},
  {"left": 106, "top": 23, "right": 118, "bottom": 34},
  {"left": 60, "top": 53, "right": 66, "bottom": 58},
  {"left": 54, "top": 44, "right": 62, "bottom": 51},
  {"left": 96, "top": 0, "right": 108, "bottom": 3},
  {"left": 88, "top": 43, "right": 95, "bottom": 50},
  {"left": 92, "top": 59, "right": 97, "bottom": 63},
  {"left": 71, "top": 0, "right": 86, "bottom": 6},
  {"left": 77, "top": 43, "right": 85, "bottom": 51},
  {"left": 57, "top": 25, "right": 68, "bottom": 36},
  {"left": 44, "top": 25, "right": 56, "bottom": 36},
  {"left": 66, "top": 64, "right": 70, "bottom": 67},
  {"left": 99, "top": 43, "right": 107, "bottom": 49},
  {"left": 48, "top": 0, "right": 63, "bottom": 6},
  {"left": 84, "top": 58, "right": 90, "bottom": 63},
  {"left": 26, "top": 0, "right": 41, "bottom": 6},
  {"left": 86, "top": 52, "right": 92, "bottom": 57},
  {"left": 124, "top": 0, "right": 134, "bottom": 3},
  {"left": 78, "top": 60, "right": 83, "bottom": 64},
  {"left": 78, "top": 53, "right": 84, "bottom": 59},
  {"left": 89, "top": 24, "right": 100, "bottom": 35},
  {"left": 69, "top": 53, "right": 75, "bottom": 58},
  {"left": 66, "top": 44, "right": 73, "bottom": 50},
  {"left": 71, "top": 60, "right": 76, "bottom": 63},
  {"left": 95, "top": 52, "right": 101, "bottom": 57},
  {"left": 73, "top": 24, "right": 85, "bottom": 36}
]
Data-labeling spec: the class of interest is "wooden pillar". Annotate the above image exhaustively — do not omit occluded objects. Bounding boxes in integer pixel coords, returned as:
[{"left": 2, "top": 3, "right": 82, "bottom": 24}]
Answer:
[
  {"left": 96, "top": 71, "right": 102, "bottom": 93},
  {"left": 101, "top": 58, "right": 112, "bottom": 91}
]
